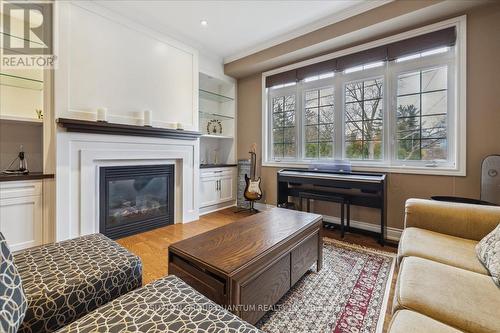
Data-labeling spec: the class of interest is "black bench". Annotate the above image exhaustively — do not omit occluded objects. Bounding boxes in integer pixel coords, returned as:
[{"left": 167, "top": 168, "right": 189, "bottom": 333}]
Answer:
[{"left": 298, "top": 191, "right": 350, "bottom": 237}]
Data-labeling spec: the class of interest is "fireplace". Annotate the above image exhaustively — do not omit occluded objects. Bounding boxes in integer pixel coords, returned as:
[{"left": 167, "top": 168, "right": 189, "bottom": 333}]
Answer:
[{"left": 99, "top": 164, "right": 174, "bottom": 239}]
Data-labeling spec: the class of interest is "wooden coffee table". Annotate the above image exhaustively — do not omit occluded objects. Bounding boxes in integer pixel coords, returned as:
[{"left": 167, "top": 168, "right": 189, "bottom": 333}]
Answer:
[{"left": 168, "top": 208, "right": 323, "bottom": 325}]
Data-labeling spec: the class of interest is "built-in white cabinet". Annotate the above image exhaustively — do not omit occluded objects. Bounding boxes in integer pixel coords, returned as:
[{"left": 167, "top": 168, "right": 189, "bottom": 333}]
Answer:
[
  {"left": 199, "top": 167, "right": 236, "bottom": 214},
  {"left": 0, "top": 180, "right": 43, "bottom": 251},
  {"left": 219, "top": 175, "right": 234, "bottom": 202},
  {"left": 200, "top": 176, "right": 219, "bottom": 207},
  {"left": 198, "top": 71, "right": 237, "bottom": 215}
]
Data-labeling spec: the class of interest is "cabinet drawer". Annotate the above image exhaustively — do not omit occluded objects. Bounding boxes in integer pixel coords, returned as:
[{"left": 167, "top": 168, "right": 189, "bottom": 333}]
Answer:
[
  {"left": 0, "top": 180, "right": 42, "bottom": 199},
  {"left": 291, "top": 232, "right": 319, "bottom": 286},
  {"left": 169, "top": 254, "right": 227, "bottom": 305},
  {"left": 240, "top": 254, "right": 291, "bottom": 325},
  {"left": 201, "top": 168, "right": 233, "bottom": 178}
]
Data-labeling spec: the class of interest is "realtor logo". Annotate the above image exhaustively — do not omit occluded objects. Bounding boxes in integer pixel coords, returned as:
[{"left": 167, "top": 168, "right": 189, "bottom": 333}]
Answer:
[{"left": 2, "top": 2, "right": 53, "bottom": 55}]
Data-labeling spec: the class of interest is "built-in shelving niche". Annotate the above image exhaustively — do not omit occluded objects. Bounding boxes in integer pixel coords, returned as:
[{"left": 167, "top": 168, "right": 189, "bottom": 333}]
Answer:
[
  {"left": 198, "top": 72, "right": 236, "bottom": 165},
  {"left": 0, "top": 68, "right": 45, "bottom": 173},
  {"left": 0, "top": 69, "right": 44, "bottom": 123}
]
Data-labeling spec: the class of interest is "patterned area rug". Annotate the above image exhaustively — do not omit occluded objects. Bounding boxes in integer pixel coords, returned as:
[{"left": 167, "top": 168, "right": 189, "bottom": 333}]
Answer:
[{"left": 256, "top": 238, "right": 395, "bottom": 333}]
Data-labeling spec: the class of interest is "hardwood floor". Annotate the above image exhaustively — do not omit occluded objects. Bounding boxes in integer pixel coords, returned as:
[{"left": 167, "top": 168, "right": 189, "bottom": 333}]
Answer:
[{"left": 117, "top": 207, "right": 398, "bottom": 332}]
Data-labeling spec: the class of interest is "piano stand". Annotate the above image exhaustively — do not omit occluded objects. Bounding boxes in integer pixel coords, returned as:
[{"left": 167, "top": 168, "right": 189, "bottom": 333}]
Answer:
[
  {"left": 299, "top": 191, "right": 350, "bottom": 238},
  {"left": 277, "top": 169, "right": 387, "bottom": 245}
]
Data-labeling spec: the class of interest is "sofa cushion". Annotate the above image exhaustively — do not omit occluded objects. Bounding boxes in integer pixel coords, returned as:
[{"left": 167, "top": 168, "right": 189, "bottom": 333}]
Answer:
[
  {"left": 56, "top": 275, "right": 261, "bottom": 333},
  {"left": 476, "top": 223, "right": 500, "bottom": 286},
  {"left": 13, "top": 233, "right": 142, "bottom": 333},
  {"left": 397, "top": 227, "right": 488, "bottom": 274},
  {"left": 393, "top": 256, "right": 500, "bottom": 333},
  {"left": 0, "top": 233, "right": 27, "bottom": 333},
  {"left": 388, "top": 310, "right": 464, "bottom": 333}
]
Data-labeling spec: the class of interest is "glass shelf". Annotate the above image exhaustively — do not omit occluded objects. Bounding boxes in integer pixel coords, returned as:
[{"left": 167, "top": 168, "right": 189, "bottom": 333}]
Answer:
[
  {"left": 1, "top": 32, "right": 45, "bottom": 48},
  {"left": 199, "top": 89, "right": 234, "bottom": 103},
  {"left": 201, "top": 134, "right": 234, "bottom": 139},
  {"left": 199, "top": 111, "right": 234, "bottom": 120},
  {"left": 0, "top": 115, "right": 43, "bottom": 125},
  {"left": 0, "top": 73, "right": 43, "bottom": 90}
]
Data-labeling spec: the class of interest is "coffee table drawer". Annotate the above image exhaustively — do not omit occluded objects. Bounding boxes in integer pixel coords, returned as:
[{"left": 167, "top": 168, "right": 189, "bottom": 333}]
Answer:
[
  {"left": 291, "top": 232, "right": 319, "bottom": 285},
  {"left": 240, "top": 254, "right": 291, "bottom": 324},
  {"left": 169, "top": 254, "right": 226, "bottom": 305}
]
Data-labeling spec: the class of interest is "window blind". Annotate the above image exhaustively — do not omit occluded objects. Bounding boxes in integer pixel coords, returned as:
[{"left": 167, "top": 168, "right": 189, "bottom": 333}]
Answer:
[{"left": 265, "top": 27, "right": 456, "bottom": 88}]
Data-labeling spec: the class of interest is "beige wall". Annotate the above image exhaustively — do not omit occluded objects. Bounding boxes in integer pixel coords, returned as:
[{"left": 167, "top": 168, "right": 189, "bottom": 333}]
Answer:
[{"left": 235, "top": 2, "right": 500, "bottom": 230}]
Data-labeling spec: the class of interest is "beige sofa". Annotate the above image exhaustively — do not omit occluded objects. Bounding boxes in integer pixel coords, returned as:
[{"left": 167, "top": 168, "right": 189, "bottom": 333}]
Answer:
[{"left": 388, "top": 199, "right": 500, "bottom": 333}]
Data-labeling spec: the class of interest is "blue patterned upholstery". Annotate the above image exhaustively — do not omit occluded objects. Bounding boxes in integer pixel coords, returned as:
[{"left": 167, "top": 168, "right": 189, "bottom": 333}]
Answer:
[
  {"left": 0, "top": 232, "right": 28, "bottom": 333},
  {"left": 13, "top": 233, "right": 142, "bottom": 333},
  {"left": 56, "top": 275, "right": 261, "bottom": 333}
]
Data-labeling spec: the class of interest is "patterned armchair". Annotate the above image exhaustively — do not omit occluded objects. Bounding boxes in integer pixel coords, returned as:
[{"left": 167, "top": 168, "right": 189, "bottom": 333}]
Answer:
[
  {"left": 2, "top": 232, "right": 260, "bottom": 333},
  {"left": 56, "top": 275, "right": 261, "bottom": 333},
  {"left": 10, "top": 233, "right": 142, "bottom": 333}
]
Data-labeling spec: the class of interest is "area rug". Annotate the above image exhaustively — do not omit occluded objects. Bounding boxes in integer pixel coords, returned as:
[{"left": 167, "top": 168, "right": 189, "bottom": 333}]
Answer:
[{"left": 256, "top": 238, "right": 395, "bottom": 333}]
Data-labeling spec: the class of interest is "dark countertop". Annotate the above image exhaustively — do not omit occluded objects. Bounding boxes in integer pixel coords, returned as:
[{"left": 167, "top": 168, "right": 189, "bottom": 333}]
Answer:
[
  {"left": 0, "top": 172, "right": 54, "bottom": 182},
  {"left": 200, "top": 164, "right": 238, "bottom": 169}
]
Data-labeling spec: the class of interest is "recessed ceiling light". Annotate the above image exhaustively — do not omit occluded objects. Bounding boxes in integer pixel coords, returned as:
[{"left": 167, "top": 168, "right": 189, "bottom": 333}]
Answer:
[{"left": 200, "top": 20, "right": 208, "bottom": 27}]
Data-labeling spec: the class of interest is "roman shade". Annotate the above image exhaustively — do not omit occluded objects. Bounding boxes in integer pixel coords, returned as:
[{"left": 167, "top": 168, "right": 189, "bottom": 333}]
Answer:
[
  {"left": 336, "top": 46, "right": 387, "bottom": 71},
  {"left": 296, "top": 59, "right": 337, "bottom": 81},
  {"left": 388, "top": 27, "right": 456, "bottom": 60},
  {"left": 265, "top": 69, "right": 297, "bottom": 88},
  {"left": 265, "top": 27, "right": 456, "bottom": 88}
]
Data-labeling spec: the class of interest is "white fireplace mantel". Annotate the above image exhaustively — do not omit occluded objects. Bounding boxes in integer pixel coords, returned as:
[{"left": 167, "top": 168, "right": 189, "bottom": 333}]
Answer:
[{"left": 56, "top": 130, "right": 200, "bottom": 241}]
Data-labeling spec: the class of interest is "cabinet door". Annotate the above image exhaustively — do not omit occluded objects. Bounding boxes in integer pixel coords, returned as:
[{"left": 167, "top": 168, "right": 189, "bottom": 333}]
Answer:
[
  {"left": 200, "top": 177, "right": 219, "bottom": 208},
  {"left": 0, "top": 195, "right": 42, "bottom": 251},
  {"left": 219, "top": 175, "right": 234, "bottom": 203}
]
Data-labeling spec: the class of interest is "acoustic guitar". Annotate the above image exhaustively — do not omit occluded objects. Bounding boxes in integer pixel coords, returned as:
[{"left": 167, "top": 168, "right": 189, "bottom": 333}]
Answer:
[{"left": 244, "top": 143, "right": 262, "bottom": 201}]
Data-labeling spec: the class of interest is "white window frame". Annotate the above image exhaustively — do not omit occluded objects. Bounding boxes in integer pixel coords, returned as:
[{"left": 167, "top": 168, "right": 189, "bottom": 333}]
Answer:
[
  {"left": 301, "top": 78, "right": 336, "bottom": 160},
  {"left": 267, "top": 84, "right": 299, "bottom": 161},
  {"left": 340, "top": 68, "right": 387, "bottom": 164},
  {"left": 261, "top": 16, "right": 466, "bottom": 176},
  {"left": 389, "top": 52, "right": 456, "bottom": 169}
]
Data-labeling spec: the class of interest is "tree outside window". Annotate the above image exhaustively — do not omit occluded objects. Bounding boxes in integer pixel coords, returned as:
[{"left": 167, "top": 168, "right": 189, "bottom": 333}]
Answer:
[
  {"left": 396, "top": 66, "right": 448, "bottom": 161},
  {"left": 344, "top": 78, "right": 383, "bottom": 160}
]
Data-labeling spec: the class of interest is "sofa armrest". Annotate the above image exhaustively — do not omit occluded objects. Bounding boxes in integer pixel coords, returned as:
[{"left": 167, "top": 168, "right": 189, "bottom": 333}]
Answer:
[{"left": 404, "top": 198, "right": 500, "bottom": 241}]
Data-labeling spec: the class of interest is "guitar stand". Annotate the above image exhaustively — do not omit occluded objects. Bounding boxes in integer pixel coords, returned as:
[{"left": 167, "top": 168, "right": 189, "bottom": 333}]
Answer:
[{"left": 234, "top": 200, "right": 259, "bottom": 214}]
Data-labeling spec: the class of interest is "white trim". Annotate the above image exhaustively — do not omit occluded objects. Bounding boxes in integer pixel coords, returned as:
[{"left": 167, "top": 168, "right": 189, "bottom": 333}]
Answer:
[
  {"left": 68, "top": 1, "right": 198, "bottom": 55},
  {"left": 55, "top": 1, "right": 199, "bottom": 131},
  {"left": 199, "top": 202, "right": 237, "bottom": 216},
  {"left": 262, "top": 16, "right": 467, "bottom": 177},
  {"left": 223, "top": 1, "right": 393, "bottom": 64},
  {"left": 262, "top": 16, "right": 465, "bottom": 77},
  {"left": 322, "top": 215, "right": 402, "bottom": 241},
  {"left": 253, "top": 203, "right": 402, "bottom": 241},
  {"left": 261, "top": 161, "right": 465, "bottom": 177},
  {"left": 55, "top": 131, "right": 200, "bottom": 241}
]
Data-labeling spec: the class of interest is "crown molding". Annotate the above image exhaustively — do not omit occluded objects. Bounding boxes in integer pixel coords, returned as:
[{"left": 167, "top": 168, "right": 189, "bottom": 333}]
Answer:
[{"left": 223, "top": 0, "right": 393, "bottom": 64}]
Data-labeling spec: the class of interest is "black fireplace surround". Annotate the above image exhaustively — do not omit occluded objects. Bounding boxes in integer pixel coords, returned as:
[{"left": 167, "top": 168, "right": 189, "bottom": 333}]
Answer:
[{"left": 99, "top": 164, "right": 174, "bottom": 239}]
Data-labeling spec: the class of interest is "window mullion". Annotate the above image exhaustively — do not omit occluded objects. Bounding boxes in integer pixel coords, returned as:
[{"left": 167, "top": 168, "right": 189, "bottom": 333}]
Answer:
[
  {"left": 334, "top": 75, "right": 343, "bottom": 160},
  {"left": 296, "top": 84, "right": 302, "bottom": 161}
]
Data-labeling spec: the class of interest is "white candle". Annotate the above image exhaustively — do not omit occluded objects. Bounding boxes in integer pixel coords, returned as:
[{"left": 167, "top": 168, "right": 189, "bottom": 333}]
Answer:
[
  {"left": 96, "top": 107, "right": 108, "bottom": 122},
  {"left": 143, "top": 110, "right": 152, "bottom": 127}
]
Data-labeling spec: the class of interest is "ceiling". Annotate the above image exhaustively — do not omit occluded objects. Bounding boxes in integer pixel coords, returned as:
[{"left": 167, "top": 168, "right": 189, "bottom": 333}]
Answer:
[{"left": 95, "top": 1, "right": 388, "bottom": 63}]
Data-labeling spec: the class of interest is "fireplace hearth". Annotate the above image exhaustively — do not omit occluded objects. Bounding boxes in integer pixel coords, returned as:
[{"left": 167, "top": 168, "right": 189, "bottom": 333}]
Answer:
[{"left": 99, "top": 164, "right": 174, "bottom": 239}]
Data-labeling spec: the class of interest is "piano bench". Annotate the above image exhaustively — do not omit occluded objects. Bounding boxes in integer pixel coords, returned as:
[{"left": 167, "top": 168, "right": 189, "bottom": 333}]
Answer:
[{"left": 298, "top": 191, "right": 350, "bottom": 237}]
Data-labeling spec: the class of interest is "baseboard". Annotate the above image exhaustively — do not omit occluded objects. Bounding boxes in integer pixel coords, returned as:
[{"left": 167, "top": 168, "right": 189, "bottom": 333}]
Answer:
[
  {"left": 322, "top": 215, "right": 402, "bottom": 241},
  {"left": 199, "top": 202, "right": 236, "bottom": 216},
  {"left": 254, "top": 203, "right": 402, "bottom": 241}
]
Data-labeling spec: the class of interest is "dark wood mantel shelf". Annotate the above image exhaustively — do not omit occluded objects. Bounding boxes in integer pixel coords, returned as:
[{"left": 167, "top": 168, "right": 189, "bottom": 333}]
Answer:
[{"left": 56, "top": 118, "right": 202, "bottom": 140}]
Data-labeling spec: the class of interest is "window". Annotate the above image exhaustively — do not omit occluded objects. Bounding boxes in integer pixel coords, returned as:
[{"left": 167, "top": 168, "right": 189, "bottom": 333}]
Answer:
[
  {"left": 263, "top": 20, "right": 465, "bottom": 175},
  {"left": 304, "top": 87, "right": 335, "bottom": 159},
  {"left": 344, "top": 78, "right": 383, "bottom": 160},
  {"left": 271, "top": 94, "right": 296, "bottom": 159},
  {"left": 396, "top": 66, "right": 448, "bottom": 161}
]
